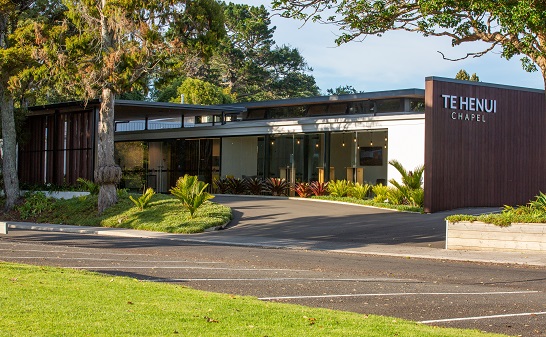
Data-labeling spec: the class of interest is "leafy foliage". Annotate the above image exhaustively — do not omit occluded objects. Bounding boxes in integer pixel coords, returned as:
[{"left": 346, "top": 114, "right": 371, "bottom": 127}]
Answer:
[
  {"left": 309, "top": 181, "right": 329, "bottom": 196},
  {"left": 129, "top": 187, "right": 156, "bottom": 211},
  {"left": 325, "top": 85, "right": 362, "bottom": 95},
  {"left": 226, "top": 177, "right": 247, "bottom": 195},
  {"left": 77, "top": 178, "right": 100, "bottom": 195},
  {"left": 327, "top": 180, "right": 351, "bottom": 197},
  {"left": 154, "top": 3, "right": 320, "bottom": 103},
  {"left": 293, "top": 182, "right": 312, "bottom": 198},
  {"left": 528, "top": 191, "right": 546, "bottom": 211},
  {"left": 244, "top": 177, "right": 266, "bottom": 195},
  {"left": 17, "top": 192, "right": 53, "bottom": 220},
  {"left": 264, "top": 178, "right": 290, "bottom": 196},
  {"left": 170, "top": 175, "right": 214, "bottom": 219},
  {"left": 174, "top": 78, "right": 234, "bottom": 105},
  {"left": 447, "top": 192, "right": 546, "bottom": 226},
  {"left": 455, "top": 69, "right": 480, "bottom": 82},
  {"left": 272, "top": 0, "right": 546, "bottom": 85},
  {"left": 388, "top": 160, "right": 425, "bottom": 207},
  {"left": 213, "top": 177, "right": 231, "bottom": 194},
  {"left": 348, "top": 182, "right": 372, "bottom": 200}
]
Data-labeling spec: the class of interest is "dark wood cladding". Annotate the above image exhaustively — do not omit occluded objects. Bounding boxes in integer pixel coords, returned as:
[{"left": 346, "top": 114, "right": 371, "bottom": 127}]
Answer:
[
  {"left": 19, "top": 109, "right": 94, "bottom": 186},
  {"left": 424, "top": 78, "right": 546, "bottom": 212}
]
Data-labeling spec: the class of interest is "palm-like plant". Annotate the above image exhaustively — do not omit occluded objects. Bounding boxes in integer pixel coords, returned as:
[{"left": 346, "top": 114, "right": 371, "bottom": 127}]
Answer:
[
  {"left": 265, "top": 178, "right": 290, "bottom": 196},
  {"left": 129, "top": 187, "right": 156, "bottom": 211},
  {"left": 170, "top": 175, "right": 214, "bottom": 218},
  {"left": 309, "top": 181, "right": 328, "bottom": 196},
  {"left": 244, "top": 177, "right": 266, "bottom": 195},
  {"left": 388, "top": 160, "right": 425, "bottom": 207},
  {"left": 327, "top": 180, "right": 351, "bottom": 197},
  {"left": 388, "top": 160, "right": 424, "bottom": 190},
  {"left": 293, "top": 182, "right": 312, "bottom": 197}
]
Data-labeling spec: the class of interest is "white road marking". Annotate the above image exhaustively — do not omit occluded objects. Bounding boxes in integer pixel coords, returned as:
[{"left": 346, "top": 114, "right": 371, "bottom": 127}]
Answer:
[
  {"left": 259, "top": 291, "right": 539, "bottom": 301},
  {"left": 420, "top": 311, "right": 546, "bottom": 324},
  {"left": 0, "top": 256, "right": 222, "bottom": 263},
  {"left": 71, "top": 266, "right": 308, "bottom": 271},
  {"left": 149, "top": 277, "right": 417, "bottom": 282}
]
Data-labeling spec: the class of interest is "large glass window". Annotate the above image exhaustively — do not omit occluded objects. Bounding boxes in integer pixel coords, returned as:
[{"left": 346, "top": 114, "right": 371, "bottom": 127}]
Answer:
[
  {"left": 115, "top": 141, "right": 148, "bottom": 191},
  {"left": 258, "top": 133, "right": 324, "bottom": 182}
]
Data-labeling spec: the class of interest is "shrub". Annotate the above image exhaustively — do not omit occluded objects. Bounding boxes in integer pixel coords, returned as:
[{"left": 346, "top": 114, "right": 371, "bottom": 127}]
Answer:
[
  {"left": 170, "top": 175, "right": 214, "bottom": 218},
  {"left": 77, "top": 177, "right": 100, "bottom": 195},
  {"left": 293, "top": 182, "right": 312, "bottom": 198},
  {"left": 129, "top": 187, "right": 156, "bottom": 211},
  {"left": 18, "top": 192, "right": 54, "bottom": 220},
  {"left": 372, "top": 184, "right": 388, "bottom": 203},
  {"left": 388, "top": 160, "right": 425, "bottom": 207},
  {"left": 265, "top": 178, "right": 290, "bottom": 196},
  {"left": 348, "top": 182, "right": 371, "bottom": 200},
  {"left": 244, "top": 177, "right": 266, "bottom": 195},
  {"left": 309, "top": 181, "right": 328, "bottom": 196},
  {"left": 226, "top": 177, "right": 246, "bottom": 194},
  {"left": 528, "top": 191, "right": 546, "bottom": 211},
  {"left": 213, "top": 177, "right": 230, "bottom": 194},
  {"left": 327, "top": 180, "right": 352, "bottom": 197}
]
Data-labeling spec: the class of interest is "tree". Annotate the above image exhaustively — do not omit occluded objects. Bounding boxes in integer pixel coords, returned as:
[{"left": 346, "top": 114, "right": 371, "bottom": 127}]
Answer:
[
  {"left": 272, "top": 1, "right": 546, "bottom": 90},
  {"left": 175, "top": 78, "right": 234, "bottom": 105},
  {"left": 43, "top": 0, "right": 224, "bottom": 213},
  {"left": 155, "top": 3, "right": 320, "bottom": 102},
  {"left": 0, "top": 0, "right": 59, "bottom": 210},
  {"left": 455, "top": 69, "right": 480, "bottom": 82},
  {"left": 326, "top": 85, "right": 362, "bottom": 95}
]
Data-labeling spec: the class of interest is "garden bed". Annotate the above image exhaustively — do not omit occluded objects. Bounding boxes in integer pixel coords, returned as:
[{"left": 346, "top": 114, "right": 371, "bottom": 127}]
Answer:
[{"left": 446, "top": 221, "right": 546, "bottom": 252}]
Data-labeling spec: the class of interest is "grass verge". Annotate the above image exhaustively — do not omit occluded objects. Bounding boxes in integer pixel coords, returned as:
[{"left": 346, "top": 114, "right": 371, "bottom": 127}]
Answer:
[
  {"left": 1, "top": 262, "right": 507, "bottom": 337},
  {"left": 310, "top": 196, "right": 423, "bottom": 213},
  {"left": 5, "top": 194, "right": 231, "bottom": 234}
]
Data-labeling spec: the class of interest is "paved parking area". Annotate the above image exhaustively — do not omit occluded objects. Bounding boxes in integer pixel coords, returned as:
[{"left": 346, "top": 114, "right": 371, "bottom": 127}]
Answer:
[{"left": 2, "top": 231, "right": 545, "bottom": 336}]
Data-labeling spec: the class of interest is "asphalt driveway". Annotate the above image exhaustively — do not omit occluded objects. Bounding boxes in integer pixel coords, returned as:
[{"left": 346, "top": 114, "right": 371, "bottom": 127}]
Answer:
[{"left": 207, "top": 196, "right": 498, "bottom": 250}]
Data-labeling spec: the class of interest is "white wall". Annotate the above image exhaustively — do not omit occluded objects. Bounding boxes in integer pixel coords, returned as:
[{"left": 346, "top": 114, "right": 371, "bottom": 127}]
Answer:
[
  {"left": 221, "top": 137, "right": 258, "bottom": 178},
  {"left": 386, "top": 121, "right": 425, "bottom": 185}
]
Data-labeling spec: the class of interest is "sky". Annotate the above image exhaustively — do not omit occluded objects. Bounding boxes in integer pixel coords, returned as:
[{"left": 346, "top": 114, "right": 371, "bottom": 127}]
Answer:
[{"left": 229, "top": 0, "right": 544, "bottom": 94}]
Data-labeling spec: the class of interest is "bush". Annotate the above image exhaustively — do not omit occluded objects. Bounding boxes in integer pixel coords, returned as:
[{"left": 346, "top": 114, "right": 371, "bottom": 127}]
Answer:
[
  {"left": 265, "top": 178, "right": 290, "bottom": 196},
  {"left": 77, "top": 178, "right": 100, "bottom": 195},
  {"left": 388, "top": 160, "right": 425, "bottom": 207},
  {"left": 129, "top": 187, "right": 156, "bottom": 211},
  {"left": 213, "top": 177, "right": 230, "bottom": 194},
  {"left": 244, "top": 177, "right": 266, "bottom": 195},
  {"left": 18, "top": 192, "right": 54, "bottom": 220},
  {"left": 170, "top": 175, "right": 214, "bottom": 218},
  {"left": 348, "top": 182, "right": 371, "bottom": 200},
  {"left": 327, "top": 180, "right": 352, "bottom": 197},
  {"left": 372, "top": 184, "right": 389, "bottom": 203},
  {"left": 226, "top": 177, "right": 246, "bottom": 194},
  {"left": 293, "top": 182, "right": 312, "bottom": 198},
  {"left": 309, "top": 181, "right": 329, "bottom": 196}
]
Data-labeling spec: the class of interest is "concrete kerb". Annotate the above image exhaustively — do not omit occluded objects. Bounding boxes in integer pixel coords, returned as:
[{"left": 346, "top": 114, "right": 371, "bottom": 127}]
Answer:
[{"left": 4, "top": 221, "right": 546, "bottom": 267}]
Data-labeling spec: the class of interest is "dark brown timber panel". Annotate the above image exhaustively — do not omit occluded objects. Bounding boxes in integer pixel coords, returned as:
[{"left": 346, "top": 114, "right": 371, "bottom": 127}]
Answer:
[
  {"left": 424, "top": 77, "right": 546, "bottom": 213},
  {"left": 19, "top": 109, "right": 94, "bottom": 186}
]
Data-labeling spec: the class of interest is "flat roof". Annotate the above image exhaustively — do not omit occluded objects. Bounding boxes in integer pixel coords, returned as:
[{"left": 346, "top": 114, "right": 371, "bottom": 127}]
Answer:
[
  {"left": 28, "top": 99, "right": 246, "bottom": 120},
  {"left": 230, "top": 89, "right": 425, "bottom": 109},
  {"left": 426, "top": 76, "right": 545, "bottom": 94}
]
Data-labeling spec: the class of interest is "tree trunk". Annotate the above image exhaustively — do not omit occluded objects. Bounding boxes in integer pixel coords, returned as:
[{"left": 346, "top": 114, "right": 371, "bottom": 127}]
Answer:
[
  {"left": 94, "top": 88, "right": 121, "bottom": 213},
  {"left": 0, "top": 82, "right": 20, "bottom": 210}
]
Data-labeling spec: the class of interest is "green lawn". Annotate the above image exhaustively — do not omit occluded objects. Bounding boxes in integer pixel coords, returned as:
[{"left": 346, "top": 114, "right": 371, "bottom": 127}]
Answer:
[
  {"left": 0, "top": 262, "right": 508, "bottom": 337},
  {"left": 32, "top": 193, "right": 231, "bottom": 233}
]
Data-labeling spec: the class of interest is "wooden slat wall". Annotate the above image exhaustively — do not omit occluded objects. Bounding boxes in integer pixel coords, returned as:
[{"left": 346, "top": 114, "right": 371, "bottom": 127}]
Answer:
[
  {"left": 18, "top": 110, "right": 94, "bottom": 186},
  {"left": 424, "top": 78, "right": 546, "bottom": 212}
]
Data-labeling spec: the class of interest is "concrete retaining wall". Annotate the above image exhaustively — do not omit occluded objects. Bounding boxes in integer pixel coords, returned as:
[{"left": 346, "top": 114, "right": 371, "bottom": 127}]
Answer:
[{"left": 446, "top": 221, "right": 546, "bottom": 252}]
